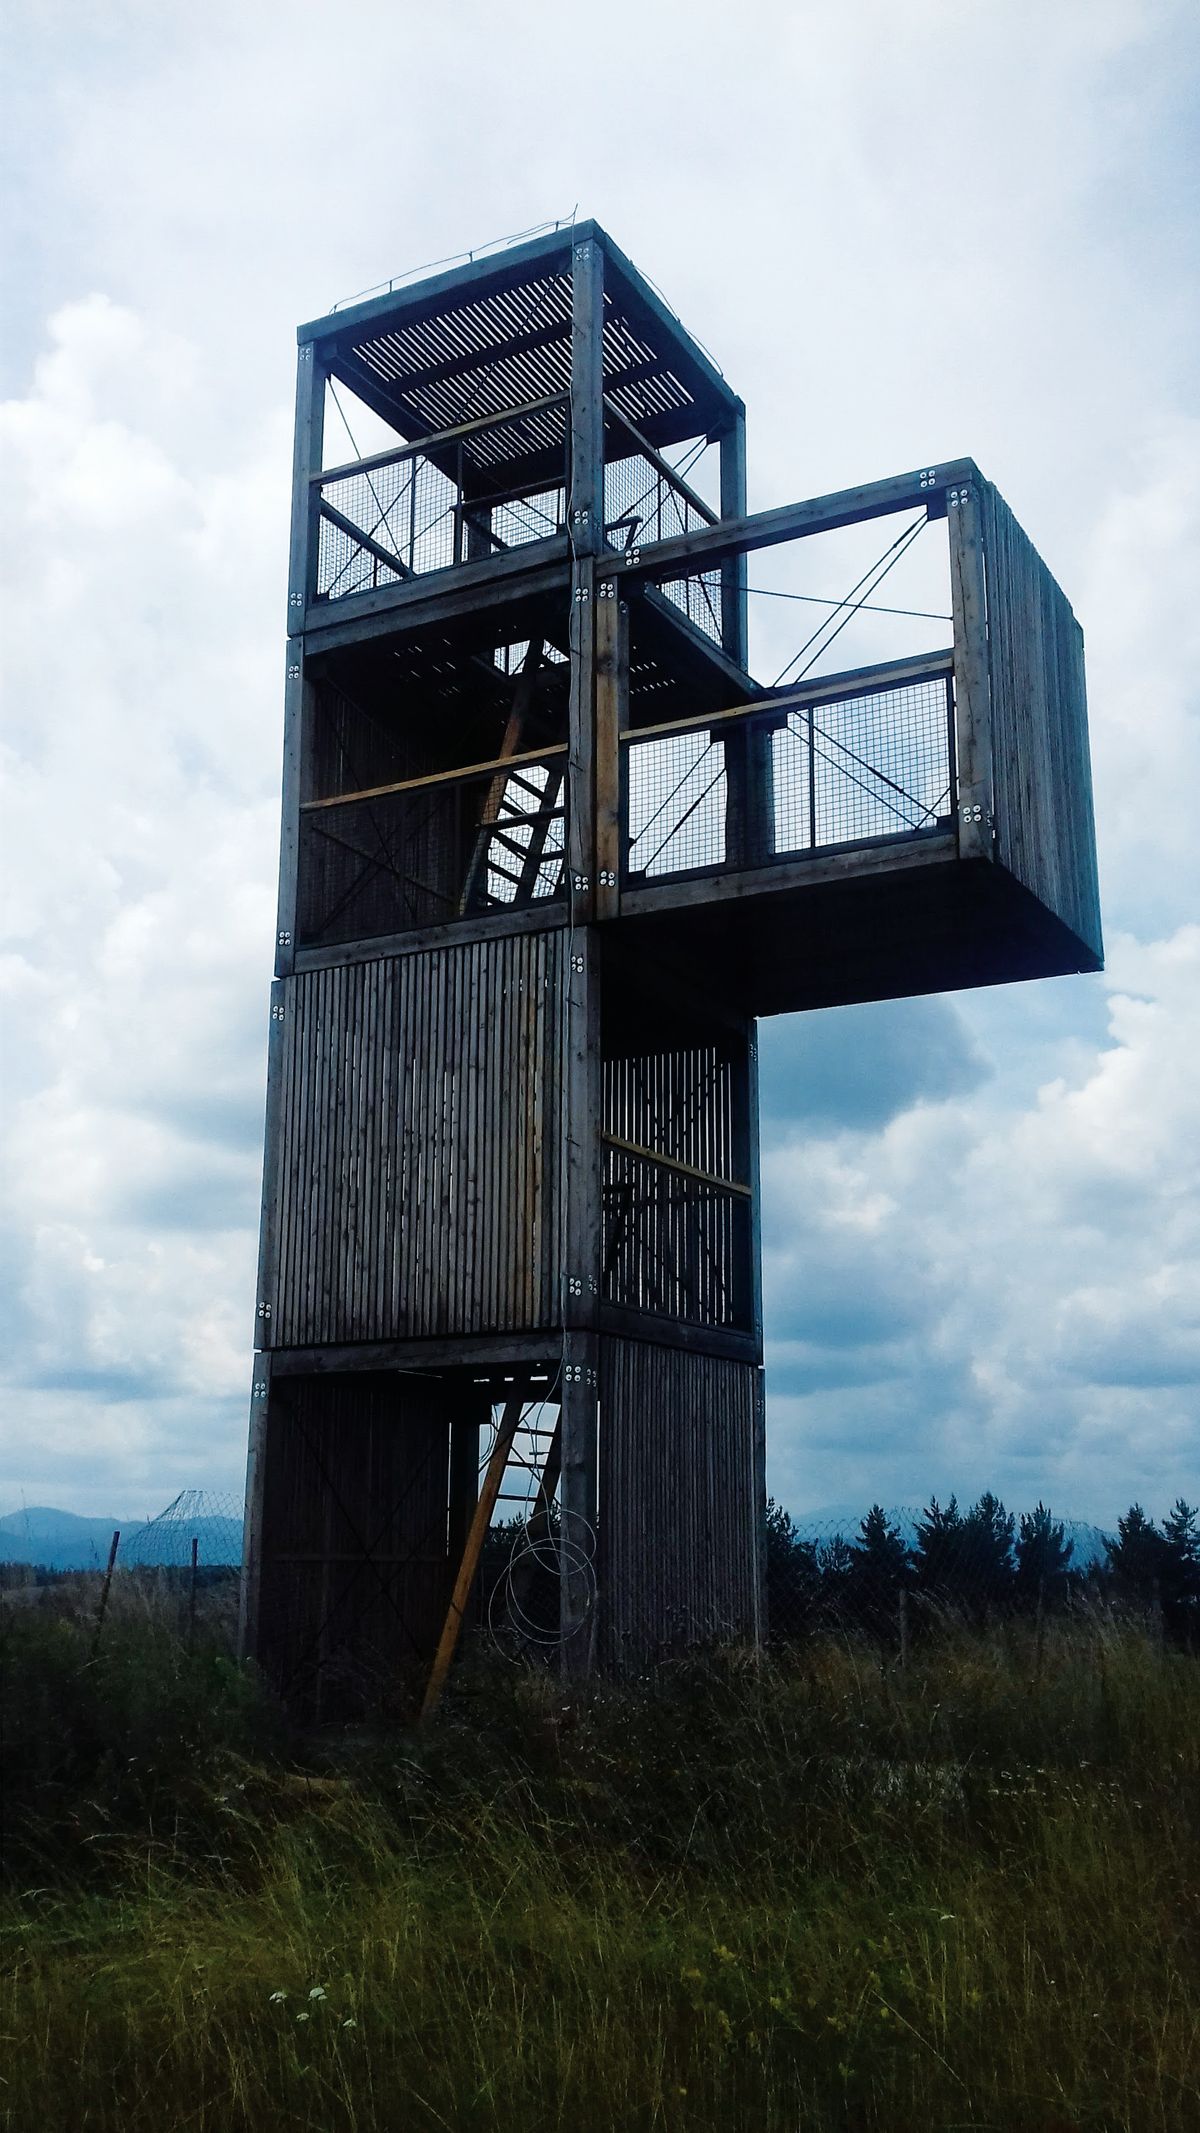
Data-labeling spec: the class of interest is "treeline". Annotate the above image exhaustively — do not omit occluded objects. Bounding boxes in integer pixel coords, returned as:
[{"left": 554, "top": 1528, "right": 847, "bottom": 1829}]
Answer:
[{"left": 767, "top": 1495, "right": 1200, "bottom": 1649}]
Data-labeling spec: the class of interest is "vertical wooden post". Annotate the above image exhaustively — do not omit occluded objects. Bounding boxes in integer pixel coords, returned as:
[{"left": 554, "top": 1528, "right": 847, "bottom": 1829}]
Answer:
[
  {"left": 287, "top": 342, "right": 325, "bottom": 630},
  {"left": 947, "top": 479, "right": 994, "bottom": 866},
  {"left": 238, "top": 1359, "right": 272, "bottom": 1663},
  {"left": 594, "top": 589, "right": 626, "bottom": 919},
  {"left": 560, "top": 1330, "right": 599, "bottom": 1674},
  {"left": 719, "top": 407, "right": 749, "bottom": 672}
]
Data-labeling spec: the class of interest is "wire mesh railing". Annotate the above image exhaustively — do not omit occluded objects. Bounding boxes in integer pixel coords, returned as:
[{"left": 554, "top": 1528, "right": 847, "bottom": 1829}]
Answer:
[
  {"left": 315, "top": 396, "right": 570, "bottom": 602},
  {"left": 623, "top": 660, "right": 955, "bottom": 884},
  {"left": 297, "top": 746, "right": 568, "bottom": 946},
  {"left": 604, "top": 405, "right": 722, "bottom": 645}
]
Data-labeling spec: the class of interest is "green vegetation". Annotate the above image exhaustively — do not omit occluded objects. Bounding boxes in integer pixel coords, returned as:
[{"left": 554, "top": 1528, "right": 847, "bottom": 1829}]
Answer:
[{"left": 2, "top": 1593, "right": 1197, "bottom": 2133}]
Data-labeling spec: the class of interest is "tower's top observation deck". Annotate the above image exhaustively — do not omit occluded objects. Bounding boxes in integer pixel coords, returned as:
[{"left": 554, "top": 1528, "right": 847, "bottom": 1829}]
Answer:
[
  {"left": 282, "top": 223, "right": 1101, "bottom": 1013},
  {"left": 300, "top": 219, "right": 740, "bottom": 494}
]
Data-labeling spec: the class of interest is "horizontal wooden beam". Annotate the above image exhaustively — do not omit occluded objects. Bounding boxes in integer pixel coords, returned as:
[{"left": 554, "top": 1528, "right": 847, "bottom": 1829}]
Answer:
[
  {"left": 319, "top": 500, "right": 412, "bottom": 583},
  {"left": 302, "top": 537, "right": 572, "bottom": 641},
  {"left": 620, "top": 828, "right": 958, "bottom": 919},
  {"left": 623, "top": 651, "right": 953, "bottom": 745},
  {"left": 303, "top": 742, "right": 568, "bottom": 813},
  {"left": 598, "top": 462, "right": 980, "bottom": 583},
  {"left": 315, "top": 392, "right": 567, "bottom": 488},
  {"left": 602, "top": 1131, "right": 752, "bottom": 1198},
  {"left": 268, "top": 1333, "right": 561, "bottom": 1376}
]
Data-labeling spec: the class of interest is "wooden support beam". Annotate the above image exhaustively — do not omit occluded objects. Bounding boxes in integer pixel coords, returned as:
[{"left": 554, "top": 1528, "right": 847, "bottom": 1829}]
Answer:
[
  {"left": 594, "top": 590, "right": 626, "bottom": 919},
  {"left": 287, "top": 344, "right": 325, "bottom": 630},
  {"left": 559, "top": 1331, "right": 599, "bottom": 1675},
  {"left": 318, "top": 499, "right": 412, "bottom": 583},
  {"left": 597, "top": 461, "right": 979, "bottom": 584},
  {"left": 420, "top": 1396, "right": 524, "bottom": 1722},
  {"left": 719, "top": 409, "right": 748, "bottom": 669},
  {"left": 947, "top": 479, "right": 994, "bottom": 864},
  {"left": 237, "top": 1356, "right": 272, "bottom": 1663}
]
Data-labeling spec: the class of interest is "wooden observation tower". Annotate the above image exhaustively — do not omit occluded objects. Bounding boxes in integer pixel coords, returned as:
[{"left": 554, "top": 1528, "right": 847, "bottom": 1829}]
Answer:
[{"left": 240, "top": 222, "right": 1101, "bottom": 1717}]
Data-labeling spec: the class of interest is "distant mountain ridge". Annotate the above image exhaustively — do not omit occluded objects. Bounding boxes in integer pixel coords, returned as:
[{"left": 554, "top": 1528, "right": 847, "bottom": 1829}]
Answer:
[{"left": 0, "top": 1503, "right": 243, "bottom": 1570}]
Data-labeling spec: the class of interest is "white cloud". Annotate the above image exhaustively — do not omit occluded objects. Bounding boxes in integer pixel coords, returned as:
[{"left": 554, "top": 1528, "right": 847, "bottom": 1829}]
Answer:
[{"left": 2, "top": 0, "right": 1197, "bottom": 1523}]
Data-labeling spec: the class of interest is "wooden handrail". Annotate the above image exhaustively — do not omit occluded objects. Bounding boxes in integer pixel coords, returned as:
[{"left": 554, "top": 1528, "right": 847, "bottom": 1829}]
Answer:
[
  {"left": 619, "top": 651, "right": 954, "bottom": 746},
  {"left": 302, "top": 742, "right": 568, "bottom": 813}
]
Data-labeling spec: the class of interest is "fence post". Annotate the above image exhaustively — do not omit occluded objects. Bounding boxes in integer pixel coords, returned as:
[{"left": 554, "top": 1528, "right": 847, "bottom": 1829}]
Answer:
[
  {"left": 189, "top": 1535, "right": 199, "bottom": 1652},
  {"left": 91, "top": 1529, "right": 120, "bottom": 1658}
]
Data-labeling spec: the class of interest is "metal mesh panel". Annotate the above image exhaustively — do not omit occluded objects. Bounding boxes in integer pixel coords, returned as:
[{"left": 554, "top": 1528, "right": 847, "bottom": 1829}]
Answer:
[
  {"left": 625, "top": 730, "right": 727, "bottom": 877},
  {"left": 604, "top": 433, "right": 722, "bottom": 645},
  {"left": 298, "top": 753, "right": 567, "bottom": 946},
  {"left": 316, "top": 403, "right": 568, "bottom": 602},
  {"left": 774, "top": 678, "right": 953, "bottom": 853},
  {"left": 624, "top": 672, "right": 953, "bottom": 883}
]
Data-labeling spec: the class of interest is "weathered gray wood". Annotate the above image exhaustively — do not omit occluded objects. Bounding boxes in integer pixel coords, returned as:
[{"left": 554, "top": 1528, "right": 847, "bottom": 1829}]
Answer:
[
  {"left": 559, "top": 1330, "right": 599, "bottom": 1673},
  {"left": 304, "top": 538, "right": 572, "bottom": 642},
  {"left": 237, "top": 1354, "right": 272, "bottom": 1661},
  {"left": 598, "top": 461, "right": 979, "bottom": 585},
  {"left": 287, "top": 346, "right": 325, "bottom": 631},
  {"left": 594, "top": 590, "right": 626, "bottom": 918},
  {"left": 947, "top": 480, "right": 994, "bottom": 865},
  {"left": 719, "top": 408, "right": 748, "bottom": 669},
  {"left": 620, "top": 827, "right": 958, "bottom": 917}
]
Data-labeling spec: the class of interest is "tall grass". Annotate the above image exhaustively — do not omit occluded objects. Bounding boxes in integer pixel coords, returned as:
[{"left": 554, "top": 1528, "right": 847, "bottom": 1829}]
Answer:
[{"left": 2, "top": 1604, "right": 1197, "bottom": 2131}]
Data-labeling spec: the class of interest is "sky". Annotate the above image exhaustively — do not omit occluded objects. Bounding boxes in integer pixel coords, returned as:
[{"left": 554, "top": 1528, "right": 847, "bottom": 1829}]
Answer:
[{"left": 1, "top": 0, "right": 1197, "bottom": 1527}]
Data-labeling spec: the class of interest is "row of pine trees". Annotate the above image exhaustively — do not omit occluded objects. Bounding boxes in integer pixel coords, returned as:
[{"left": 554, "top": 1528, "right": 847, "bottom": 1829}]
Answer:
[{"left": 766, "top": 1494, "right": 1200, "bottom": 1646}]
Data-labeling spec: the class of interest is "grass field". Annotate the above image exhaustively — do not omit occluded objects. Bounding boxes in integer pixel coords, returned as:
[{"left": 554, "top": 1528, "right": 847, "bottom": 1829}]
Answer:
[{"left": 1, "top": 1603, "right": 1197, "bottom": 2132}]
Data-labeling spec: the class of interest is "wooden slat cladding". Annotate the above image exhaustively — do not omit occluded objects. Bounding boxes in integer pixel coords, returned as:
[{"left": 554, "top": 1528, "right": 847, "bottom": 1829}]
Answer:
[
  {"left": 265, "top": 931, "right": 565, "bottom": 1346},
  {"left": 257, "top": 1372, "right": 452, "bottom": 1722},
  {"left": 982, "top": 485, "right": 1103, "bottom": 961},
  {"left": 598, "top": 1337, "right": 761, "bottom": 1664}
]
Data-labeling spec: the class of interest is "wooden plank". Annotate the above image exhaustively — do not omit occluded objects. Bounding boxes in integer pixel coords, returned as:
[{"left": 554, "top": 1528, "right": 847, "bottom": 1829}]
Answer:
[
  {"left": 947, "top": 479, "right": 994, "bottom": 865},
  {"left": 601, "top": 1132, "right": 753, "bottom": 1198},
  {"left": 254, "top": 976, "right": 289, "bottom": 1347},
  {"left": 303, "top": 742, "right": 569, "bottom": 815},
  {"left": 596, "top": 461, "right": 979, "bottom": 584},
  {"left": 420, "top": 1395, "right": 523, "bottom": 1720}
]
